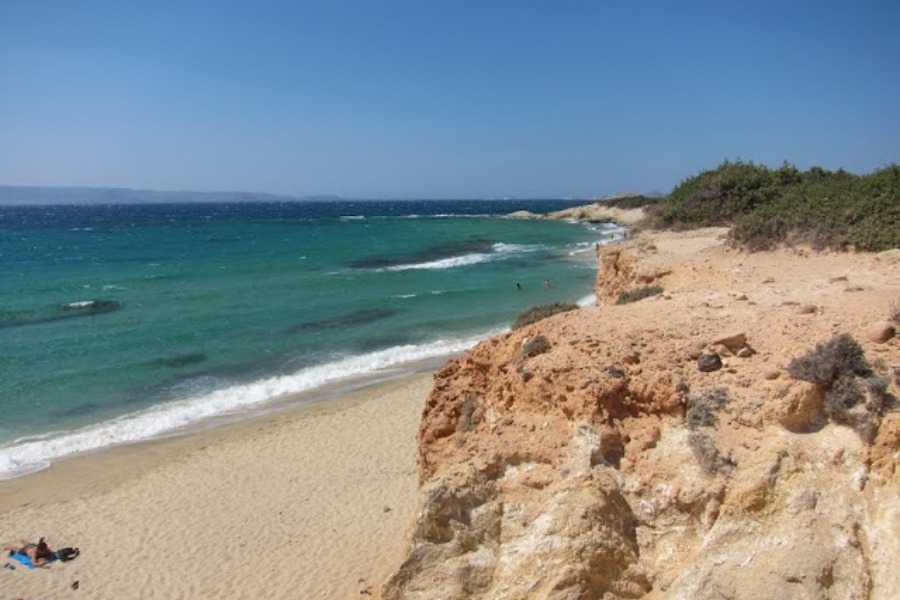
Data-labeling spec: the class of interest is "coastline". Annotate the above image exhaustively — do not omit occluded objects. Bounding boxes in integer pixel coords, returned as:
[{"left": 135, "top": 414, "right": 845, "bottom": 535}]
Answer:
[
  {"left": 0, "top": 371, "right": 434, "bottom": 599},
  {"left": 0, "top": 340, "right": 478, "bottom": 482},
  {"left": 1, "top": 200, "right": 607, "bottom": 481},
  {"left": 4, "top": 222, "right": 898, "bottom": 598}
]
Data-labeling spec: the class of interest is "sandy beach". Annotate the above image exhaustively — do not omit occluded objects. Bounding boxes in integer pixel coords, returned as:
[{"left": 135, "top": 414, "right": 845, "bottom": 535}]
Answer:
[{"left": 1, "top": 372, "right": 433, "bottom": 600}]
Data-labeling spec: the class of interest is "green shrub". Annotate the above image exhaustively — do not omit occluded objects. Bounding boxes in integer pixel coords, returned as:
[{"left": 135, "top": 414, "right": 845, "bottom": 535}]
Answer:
[
  {"left": 650, "top": 160, "right": 795, "bottom": 228},
  {"left": 616, "top": 286, "right": 663, "bottom": 305},
  {"left": 648, "top": 161, "right": 900, "bottom": 252},
  {"left": 512, "top": 303, "right": 579, "bottom": 330},
  {"left": 603, "top": 195, "right": 661, "bottom": 210}
]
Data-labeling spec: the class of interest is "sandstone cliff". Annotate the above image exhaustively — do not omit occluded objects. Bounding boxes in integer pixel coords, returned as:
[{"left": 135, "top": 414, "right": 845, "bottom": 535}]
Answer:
[{"left": 383, "top": 228, "right": 899, "bottom": 600}]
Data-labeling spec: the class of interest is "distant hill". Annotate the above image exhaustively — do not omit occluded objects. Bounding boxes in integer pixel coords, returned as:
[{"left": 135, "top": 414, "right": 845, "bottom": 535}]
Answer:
[{"left": 0, "top": 186, "right": 343, "bottom": 205}]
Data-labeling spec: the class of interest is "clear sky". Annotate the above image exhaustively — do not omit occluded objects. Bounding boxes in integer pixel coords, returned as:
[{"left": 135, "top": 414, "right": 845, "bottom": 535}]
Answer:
[{"left": 1, "top": 1, "right": 898, "bottom": 199}]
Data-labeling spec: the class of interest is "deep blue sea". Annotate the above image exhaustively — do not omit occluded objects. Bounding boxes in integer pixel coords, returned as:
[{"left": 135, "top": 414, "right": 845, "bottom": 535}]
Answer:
[{"left": 0, "top": 200, "right": 621, "bottom": 479}]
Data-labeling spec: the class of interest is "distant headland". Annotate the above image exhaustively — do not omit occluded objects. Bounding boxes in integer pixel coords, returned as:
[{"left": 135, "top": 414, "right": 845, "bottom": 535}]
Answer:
[{"left": 0, "top": 186, "right": 342, "bottom": 206}]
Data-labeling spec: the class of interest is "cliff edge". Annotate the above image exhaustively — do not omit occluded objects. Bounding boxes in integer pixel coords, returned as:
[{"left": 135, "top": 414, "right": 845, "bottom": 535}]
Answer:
[{"left": 383, "top": 228, "right": 899, "bottom": 600}]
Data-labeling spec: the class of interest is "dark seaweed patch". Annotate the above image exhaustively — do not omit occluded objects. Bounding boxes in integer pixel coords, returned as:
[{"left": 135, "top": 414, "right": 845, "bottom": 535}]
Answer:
[
  {"left": 56, "top": 402, "right": 101, "bottom": 418},
  {"left": 0, "top": 300, "right": 122, "bottom": 329},
  {"left": 148, "top": 352, "right": 207, "bottom": 368},
  {"left": 282, "top": 308, "right": 399, "bottom": 335}
]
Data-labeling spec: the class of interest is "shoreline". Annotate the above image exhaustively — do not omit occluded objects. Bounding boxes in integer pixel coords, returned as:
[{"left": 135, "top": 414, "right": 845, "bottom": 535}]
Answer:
[
  {"left": 0, "top": 371, "right": 435, "bottom": 599},
  {"left": 0, "top": 344, "right": 471, "bottom": 482},
  {"left": 2, "top": 204, "right": 617, "bottom": 482}
]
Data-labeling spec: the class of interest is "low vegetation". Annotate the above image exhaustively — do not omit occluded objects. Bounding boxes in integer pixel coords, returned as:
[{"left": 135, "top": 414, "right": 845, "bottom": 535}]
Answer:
[
  {"left": 615, "top": 285, "right": 663, "bottom": 305},
  {"left": 788, "top": 333, "right": 895, "bottom": 441},
  {"left": 787, "top": 333, "right": 871, "bottom": 386},
  {"left": 685, "top": 387, "right": 733, "bottom": 476},
  {"left": 602, "top": 194, "right": 661, "bottom": 210},
  {"left": 646, "top": 161, "right": 900, "bottom": 251},
  {"left": 688, "top": 431, "right": 733, "bottom": 476},
  {"left": 518, "top": 335, "right": 552, "bottom": 359},
  {"left": 686, "top": 387, "right": 731, "bottom": 430},
  {"left": 512, "top": 303, "right": 579, "bottom": 330}
]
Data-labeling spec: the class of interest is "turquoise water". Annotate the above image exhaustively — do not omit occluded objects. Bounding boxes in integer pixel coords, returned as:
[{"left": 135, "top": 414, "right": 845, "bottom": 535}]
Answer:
[{"left": 0, "top": 200, "right": 619, "bottom": 478}]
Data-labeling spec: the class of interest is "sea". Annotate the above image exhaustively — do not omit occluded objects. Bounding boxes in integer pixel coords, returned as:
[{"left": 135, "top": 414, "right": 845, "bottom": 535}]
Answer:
[{"left": 0, "top": 200, "right": 622, "bottom": 480}]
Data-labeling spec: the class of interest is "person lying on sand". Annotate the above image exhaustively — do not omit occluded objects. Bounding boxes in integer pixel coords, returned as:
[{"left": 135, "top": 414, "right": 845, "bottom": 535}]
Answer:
[{"left": 5, "top": 537, "right": 55, "bottom": 567}]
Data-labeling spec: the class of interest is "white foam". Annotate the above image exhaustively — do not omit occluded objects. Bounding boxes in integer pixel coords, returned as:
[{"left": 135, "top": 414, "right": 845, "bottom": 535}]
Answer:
[
  {"left": 492, "top": 242, "right": 540, "bottom": 253},
  {"left": 67, "top": 300, "right": 96, "bottom": 308},
  {"left": 576, "top": 293, "right": 596, "bottom": 307},
  {"left": 0, "top": 333, "right": 494, "bottom": 481},
  {"left": 383, "top": 252, "right": 491, "bottom": 271},
  {"left": 382, "top": 242, "right": 537, "bottom": 272}
]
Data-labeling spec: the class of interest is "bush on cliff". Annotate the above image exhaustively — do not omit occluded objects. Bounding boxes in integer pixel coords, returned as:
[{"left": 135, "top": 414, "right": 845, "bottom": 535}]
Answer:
[
  {"left": 615, "top": 285, "right": 663, "bottom": 305},
  {"left": 647, "top": 161, "right": 900, "bottom": 251},
  {"left": 686, "top": 387, "right": 731, "bottom": 429},
  {"left": 787, "top": 333, "right": 895, "bottom": 441},
  {"left": 688, "top": 431, "right": 733, "bottom": 476},
  {"left": 652, "top": 160, "right": 798, "bottom": 227},
  {"left": 787, "top": 333, "right": 871, "bottom": 386},
  {"left": 512, "top": 303, "right": 579, "bottom": 330}
]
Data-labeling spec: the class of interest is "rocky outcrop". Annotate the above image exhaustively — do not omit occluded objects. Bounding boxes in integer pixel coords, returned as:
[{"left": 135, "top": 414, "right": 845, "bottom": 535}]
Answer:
[
  {"left": 508, "top": 204, "right": 646, "bottom": 227},
  {"left": 595, "top": 244, "right": 672, "bottom": 305},
  {"left": 384, "top": 231, "right": 900, "bottom": 600}
]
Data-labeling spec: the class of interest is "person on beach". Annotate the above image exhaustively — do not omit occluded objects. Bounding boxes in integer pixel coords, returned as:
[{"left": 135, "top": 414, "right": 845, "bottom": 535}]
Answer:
[{"left": 5, "top": 537, "right": 54, "bottom": 567}]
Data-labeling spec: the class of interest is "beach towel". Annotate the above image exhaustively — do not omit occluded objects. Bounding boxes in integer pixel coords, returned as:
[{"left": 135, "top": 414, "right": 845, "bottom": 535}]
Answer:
[{"left": 7, "top": 552, "right": 35, "bottom": 569}]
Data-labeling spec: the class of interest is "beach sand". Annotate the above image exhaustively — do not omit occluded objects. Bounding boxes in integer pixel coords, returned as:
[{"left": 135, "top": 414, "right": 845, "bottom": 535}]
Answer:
[{"left": 1, "top": 372, "right": 433, "bottom": 599}]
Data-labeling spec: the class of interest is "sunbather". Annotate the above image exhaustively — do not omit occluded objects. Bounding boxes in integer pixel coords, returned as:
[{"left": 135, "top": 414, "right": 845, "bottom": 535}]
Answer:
[{"left": 5, "top": 537, "right": 54, "bottom": 567}]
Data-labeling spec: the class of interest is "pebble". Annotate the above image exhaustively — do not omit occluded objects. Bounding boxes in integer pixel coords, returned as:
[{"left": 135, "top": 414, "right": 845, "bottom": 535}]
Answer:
[
  {"left": 697, "top": 353, "right": 723, "bottom": 372},
  {"left": 868, "top": 323, "right": 896, "bottom": 344}
]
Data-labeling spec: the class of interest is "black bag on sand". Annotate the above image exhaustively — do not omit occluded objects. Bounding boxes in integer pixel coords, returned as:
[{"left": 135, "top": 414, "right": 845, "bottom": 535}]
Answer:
[{"left": 55, "top": 547, "right": 80, "bottom": 562}]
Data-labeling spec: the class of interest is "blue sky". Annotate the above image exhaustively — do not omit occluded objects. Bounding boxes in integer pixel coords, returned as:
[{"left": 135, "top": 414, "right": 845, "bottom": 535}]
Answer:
[{"left": 1, "top": 1, "right": 898, "bottom": 199}]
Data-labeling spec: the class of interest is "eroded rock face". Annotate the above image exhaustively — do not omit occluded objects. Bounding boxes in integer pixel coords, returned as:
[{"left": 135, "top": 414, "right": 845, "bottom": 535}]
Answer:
[{"left": 384, "top": 235, "right": 900, "bottom": 600}]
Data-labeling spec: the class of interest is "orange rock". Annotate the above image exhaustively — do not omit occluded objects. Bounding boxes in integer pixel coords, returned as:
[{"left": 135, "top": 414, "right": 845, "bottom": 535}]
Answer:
[{"left": 384, "top": 233, "right": 900, "bottom": 600}]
